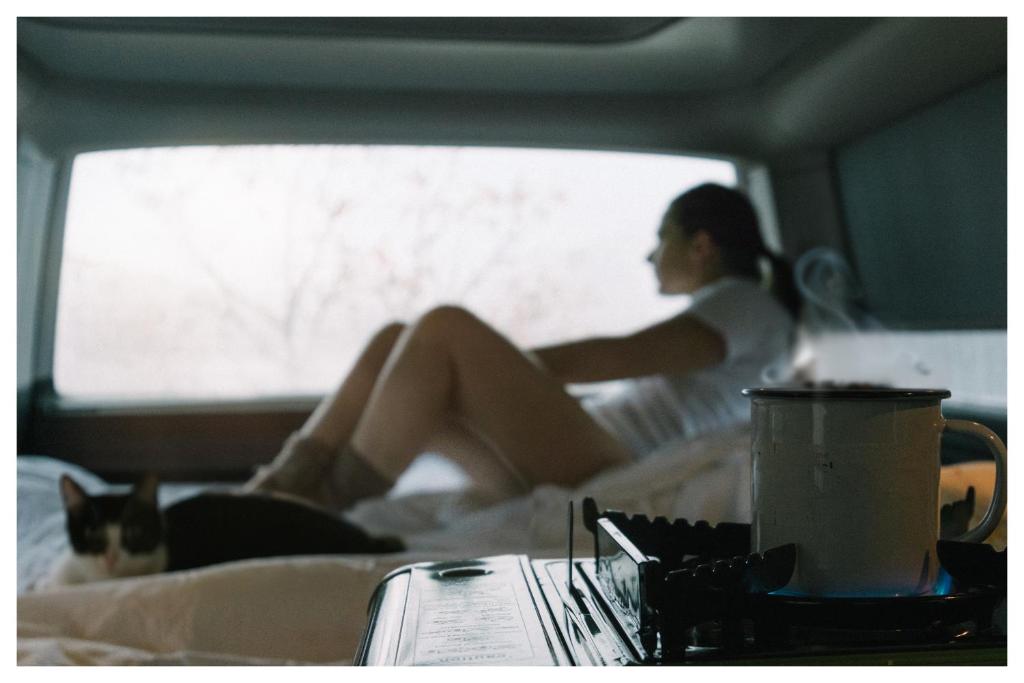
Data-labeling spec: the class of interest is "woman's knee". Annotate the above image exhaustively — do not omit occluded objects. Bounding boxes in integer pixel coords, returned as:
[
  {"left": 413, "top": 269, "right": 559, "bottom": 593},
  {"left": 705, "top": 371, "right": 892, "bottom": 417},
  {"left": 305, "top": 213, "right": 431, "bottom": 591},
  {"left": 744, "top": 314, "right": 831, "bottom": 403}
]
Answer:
[
  {"left": 413, "top": 305, "right": 485, "bottom": 342},
  {"left": 374, "top": 321, "right": 406, "bottom": 343},
  {"left": 359, "top": 321, "right": 406, "bottom": 361}
]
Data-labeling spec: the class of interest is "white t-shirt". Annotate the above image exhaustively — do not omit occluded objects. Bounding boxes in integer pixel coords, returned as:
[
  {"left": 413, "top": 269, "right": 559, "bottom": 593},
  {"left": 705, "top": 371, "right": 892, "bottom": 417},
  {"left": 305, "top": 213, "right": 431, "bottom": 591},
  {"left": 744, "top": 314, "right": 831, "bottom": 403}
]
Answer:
[{"left": 582, "top": 276, "right": 794, "bottom": 458}]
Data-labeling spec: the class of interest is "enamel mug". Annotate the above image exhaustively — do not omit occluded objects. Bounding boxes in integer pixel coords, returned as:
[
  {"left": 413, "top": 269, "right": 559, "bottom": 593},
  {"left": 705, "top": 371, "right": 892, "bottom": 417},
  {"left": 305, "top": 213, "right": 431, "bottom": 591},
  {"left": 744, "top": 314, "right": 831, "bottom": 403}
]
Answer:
[{"left": 743, "top": 388, "right": 1006, "bottom": 597}]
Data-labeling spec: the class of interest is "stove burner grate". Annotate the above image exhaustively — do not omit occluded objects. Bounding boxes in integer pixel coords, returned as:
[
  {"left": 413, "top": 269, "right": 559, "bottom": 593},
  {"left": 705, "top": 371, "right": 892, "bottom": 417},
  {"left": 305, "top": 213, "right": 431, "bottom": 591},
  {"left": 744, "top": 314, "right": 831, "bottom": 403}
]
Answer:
[{"left": 579, "top": 497, "right": 1007, "bottom": 662}]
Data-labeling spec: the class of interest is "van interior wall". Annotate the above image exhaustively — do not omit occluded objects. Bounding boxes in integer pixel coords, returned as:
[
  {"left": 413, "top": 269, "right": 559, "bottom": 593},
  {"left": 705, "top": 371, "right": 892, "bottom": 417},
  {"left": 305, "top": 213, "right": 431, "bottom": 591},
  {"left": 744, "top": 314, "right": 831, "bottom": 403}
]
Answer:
[
  {"left": 834, "top": 73, "right": 1007, "bottom": 331},
  {"left": 766, "top": 153, "right": 848, "bottom": 260},
  {"left": 15, "top": 17, "right": 1007, "bottom": 479},
  {"left": 17, "top": 18, "right": 1007, "bottom": 159},
  {"left": 16, "top": 136, "right": 58, "bottom": 450}
]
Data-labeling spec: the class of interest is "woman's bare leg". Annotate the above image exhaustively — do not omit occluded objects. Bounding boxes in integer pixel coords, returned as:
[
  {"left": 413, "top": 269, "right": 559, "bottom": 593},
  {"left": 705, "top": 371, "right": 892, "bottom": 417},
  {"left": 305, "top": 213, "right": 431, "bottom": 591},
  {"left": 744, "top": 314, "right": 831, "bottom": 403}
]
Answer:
[
  {"left": 244, "top": 322, "right": 404, "bottom": 495},
  {"left": 422, "top": 417, "right": 531, "bottom": 498},
  {"left": 300, "top": 318, "right": 539, "bottom": 496},
  {"left": 348, "top": 306, "right": 633, "bottom": 488},
  {"left": 299, "top": 322, "right": 406, "bottom": 448}
]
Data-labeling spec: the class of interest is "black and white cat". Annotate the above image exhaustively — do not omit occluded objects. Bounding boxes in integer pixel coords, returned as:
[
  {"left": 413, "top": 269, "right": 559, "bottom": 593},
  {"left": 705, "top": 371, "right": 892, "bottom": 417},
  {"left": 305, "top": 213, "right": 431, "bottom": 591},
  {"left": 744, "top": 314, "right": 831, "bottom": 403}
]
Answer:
[
  {"left": 46, "top": 474, "right": 167, "bottom": 585},
  {"left": 44, "top": 473, "right": 403, "bottom": 587}
]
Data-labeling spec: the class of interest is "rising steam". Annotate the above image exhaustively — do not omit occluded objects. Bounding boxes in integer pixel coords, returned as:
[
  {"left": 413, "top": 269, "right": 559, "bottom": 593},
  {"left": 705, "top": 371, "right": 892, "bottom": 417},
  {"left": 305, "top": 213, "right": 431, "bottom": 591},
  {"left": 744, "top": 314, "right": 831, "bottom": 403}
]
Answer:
[{"left": 762, "top": 247, "right": 932, "bottom": 387}]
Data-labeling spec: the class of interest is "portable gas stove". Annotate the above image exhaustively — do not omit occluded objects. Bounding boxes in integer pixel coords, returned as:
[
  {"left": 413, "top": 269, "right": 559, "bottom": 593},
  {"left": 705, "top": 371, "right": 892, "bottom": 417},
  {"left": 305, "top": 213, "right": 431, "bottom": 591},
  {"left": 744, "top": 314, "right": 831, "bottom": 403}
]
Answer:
[{"left": 355, "top": 498, "right": 1006, "bottom": 665}]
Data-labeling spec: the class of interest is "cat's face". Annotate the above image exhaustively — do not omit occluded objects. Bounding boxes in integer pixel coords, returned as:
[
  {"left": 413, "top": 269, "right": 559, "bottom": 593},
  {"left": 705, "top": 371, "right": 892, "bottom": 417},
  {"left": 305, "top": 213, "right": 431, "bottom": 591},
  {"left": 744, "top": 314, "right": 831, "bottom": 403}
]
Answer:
[{"left": 59, "top": 474, "right": 166, "bottom": 579}]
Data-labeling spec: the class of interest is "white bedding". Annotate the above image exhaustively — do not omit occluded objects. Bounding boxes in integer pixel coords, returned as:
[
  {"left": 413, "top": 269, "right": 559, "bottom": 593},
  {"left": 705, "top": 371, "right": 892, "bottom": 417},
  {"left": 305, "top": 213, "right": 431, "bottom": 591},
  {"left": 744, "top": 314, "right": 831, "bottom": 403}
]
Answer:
[{"left": 16, "top": 427, "right": 1005, "bottom": 665}]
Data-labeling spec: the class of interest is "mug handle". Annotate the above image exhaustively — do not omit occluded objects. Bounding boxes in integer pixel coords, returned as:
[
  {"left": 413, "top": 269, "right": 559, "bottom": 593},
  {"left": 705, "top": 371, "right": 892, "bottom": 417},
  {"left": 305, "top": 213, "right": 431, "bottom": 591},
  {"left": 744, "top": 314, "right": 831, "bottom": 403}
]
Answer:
[{"left": 943, "top": 419, "right": 1007, "bottom": 544}]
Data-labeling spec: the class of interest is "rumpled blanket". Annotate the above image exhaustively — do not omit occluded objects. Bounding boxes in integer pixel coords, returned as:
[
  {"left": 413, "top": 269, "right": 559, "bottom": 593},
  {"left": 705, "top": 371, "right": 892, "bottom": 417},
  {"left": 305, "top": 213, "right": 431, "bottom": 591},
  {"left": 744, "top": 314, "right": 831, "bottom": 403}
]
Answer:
[{"left": 17, "top": 426, "right": 1004, "bottom": 665}]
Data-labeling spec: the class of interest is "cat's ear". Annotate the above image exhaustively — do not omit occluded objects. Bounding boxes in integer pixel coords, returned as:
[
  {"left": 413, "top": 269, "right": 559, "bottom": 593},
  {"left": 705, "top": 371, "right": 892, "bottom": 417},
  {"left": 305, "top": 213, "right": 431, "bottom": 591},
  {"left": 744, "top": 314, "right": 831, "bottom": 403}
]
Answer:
[
  {"left": 59, "top": 474, "right": 87, "bottom": 510},
  {"left": 133, "top": 473, "right": 159, "bottom": 506}
]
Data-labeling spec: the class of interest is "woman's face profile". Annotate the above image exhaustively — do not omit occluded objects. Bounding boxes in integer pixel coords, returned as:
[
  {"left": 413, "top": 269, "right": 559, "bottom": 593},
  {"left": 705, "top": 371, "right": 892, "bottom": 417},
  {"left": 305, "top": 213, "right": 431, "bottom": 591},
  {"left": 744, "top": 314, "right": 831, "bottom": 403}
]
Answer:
[{"left": 648, "top": 219, "right": 697, "bottom": 295}]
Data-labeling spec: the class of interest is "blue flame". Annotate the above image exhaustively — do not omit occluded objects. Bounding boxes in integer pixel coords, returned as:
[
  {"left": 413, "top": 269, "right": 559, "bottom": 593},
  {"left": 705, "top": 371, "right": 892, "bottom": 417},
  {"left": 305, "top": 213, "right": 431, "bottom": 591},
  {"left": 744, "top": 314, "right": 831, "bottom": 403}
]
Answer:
[
  {"left": 768, "top": 571, "right": 956, "bottom": 599},
  {"left": 932, "top": 568, "right": 955, "bottom": 596}
]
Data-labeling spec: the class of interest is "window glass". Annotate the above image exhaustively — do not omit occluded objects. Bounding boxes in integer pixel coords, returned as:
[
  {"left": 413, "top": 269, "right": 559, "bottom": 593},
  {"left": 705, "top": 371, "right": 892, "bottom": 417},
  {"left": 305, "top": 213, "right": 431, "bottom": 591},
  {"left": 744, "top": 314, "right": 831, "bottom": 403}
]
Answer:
[
  {"left": 55, "top": 145, "right": 736, "bottom": 400},
  {"left": 796, "top": 330, "right": 1006, "bottom": 411}
]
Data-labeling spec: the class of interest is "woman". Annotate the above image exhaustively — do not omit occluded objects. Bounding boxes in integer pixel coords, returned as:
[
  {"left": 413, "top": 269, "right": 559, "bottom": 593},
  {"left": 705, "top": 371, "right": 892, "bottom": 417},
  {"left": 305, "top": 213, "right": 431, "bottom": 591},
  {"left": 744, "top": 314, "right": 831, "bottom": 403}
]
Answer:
[{"left": 244, "top": 183, "right": 800, "bottom": 509}]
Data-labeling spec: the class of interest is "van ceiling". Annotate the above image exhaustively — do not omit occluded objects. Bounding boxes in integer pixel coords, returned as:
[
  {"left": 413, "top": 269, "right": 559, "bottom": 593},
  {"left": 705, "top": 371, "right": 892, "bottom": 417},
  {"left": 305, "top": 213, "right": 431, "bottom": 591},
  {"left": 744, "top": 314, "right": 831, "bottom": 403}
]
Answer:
[
  {"left": 19, "top": 17, "right": 865, "bottom": 95},
  {"left": 21, "top": 17, "right": 681, "bottom": 44},
  {"left": 17, "top": 17, "right": 1006, "bottom": 159}
]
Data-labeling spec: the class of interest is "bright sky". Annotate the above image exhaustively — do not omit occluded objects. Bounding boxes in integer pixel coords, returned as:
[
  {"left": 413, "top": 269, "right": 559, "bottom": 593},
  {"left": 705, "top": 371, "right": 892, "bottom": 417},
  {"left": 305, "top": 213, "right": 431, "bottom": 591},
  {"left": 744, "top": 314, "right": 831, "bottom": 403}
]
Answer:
[{"left": 55, "top": 144, "right": 736, "bottom": 399}]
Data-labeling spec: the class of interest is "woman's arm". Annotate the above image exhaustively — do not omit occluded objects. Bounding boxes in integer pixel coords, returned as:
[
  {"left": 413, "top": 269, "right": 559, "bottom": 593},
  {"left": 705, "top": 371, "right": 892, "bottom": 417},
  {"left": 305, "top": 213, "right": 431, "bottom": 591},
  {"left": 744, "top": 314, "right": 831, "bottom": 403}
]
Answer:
[{"left": 529, "top": 314, "right": 727, "bottom": 384}]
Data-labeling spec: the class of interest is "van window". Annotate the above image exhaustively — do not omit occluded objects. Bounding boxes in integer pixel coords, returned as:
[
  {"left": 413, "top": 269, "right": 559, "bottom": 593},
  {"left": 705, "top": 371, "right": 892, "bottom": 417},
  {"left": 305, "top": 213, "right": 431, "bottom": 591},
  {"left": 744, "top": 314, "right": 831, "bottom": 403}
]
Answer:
[
  {"left": 799, "top": 330, "right": 1006, "bottom": 411},
  {"left": 54, "top": 145, "right": 736, "bottom": 400}
]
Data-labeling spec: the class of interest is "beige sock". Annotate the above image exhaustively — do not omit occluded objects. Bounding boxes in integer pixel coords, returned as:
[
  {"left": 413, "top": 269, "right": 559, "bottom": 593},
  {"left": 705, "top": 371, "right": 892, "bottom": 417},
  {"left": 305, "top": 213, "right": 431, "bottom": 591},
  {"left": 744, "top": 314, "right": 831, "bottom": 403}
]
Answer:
[
  {"left": 246, "top": 434, "right": 392, "bottom": 510},
  {"left": 244, "top": 432, "right": 335, "bottom": 500}
]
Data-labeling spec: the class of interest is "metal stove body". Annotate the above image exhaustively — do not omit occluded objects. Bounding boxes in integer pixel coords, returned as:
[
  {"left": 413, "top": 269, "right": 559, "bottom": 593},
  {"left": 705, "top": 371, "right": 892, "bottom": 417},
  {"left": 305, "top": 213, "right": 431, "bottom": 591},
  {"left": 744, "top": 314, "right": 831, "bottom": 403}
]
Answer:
[{"left": 355, "top": 498, "right": 1007, "bottom": 665}]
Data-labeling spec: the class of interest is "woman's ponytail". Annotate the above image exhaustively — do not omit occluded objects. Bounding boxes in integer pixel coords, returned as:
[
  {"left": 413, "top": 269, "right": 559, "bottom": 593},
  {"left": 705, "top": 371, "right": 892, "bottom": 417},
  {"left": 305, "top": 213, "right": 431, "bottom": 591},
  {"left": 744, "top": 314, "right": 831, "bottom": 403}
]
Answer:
[{"left": 762, "top": 250, "right": 802, "bottom": 321}]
